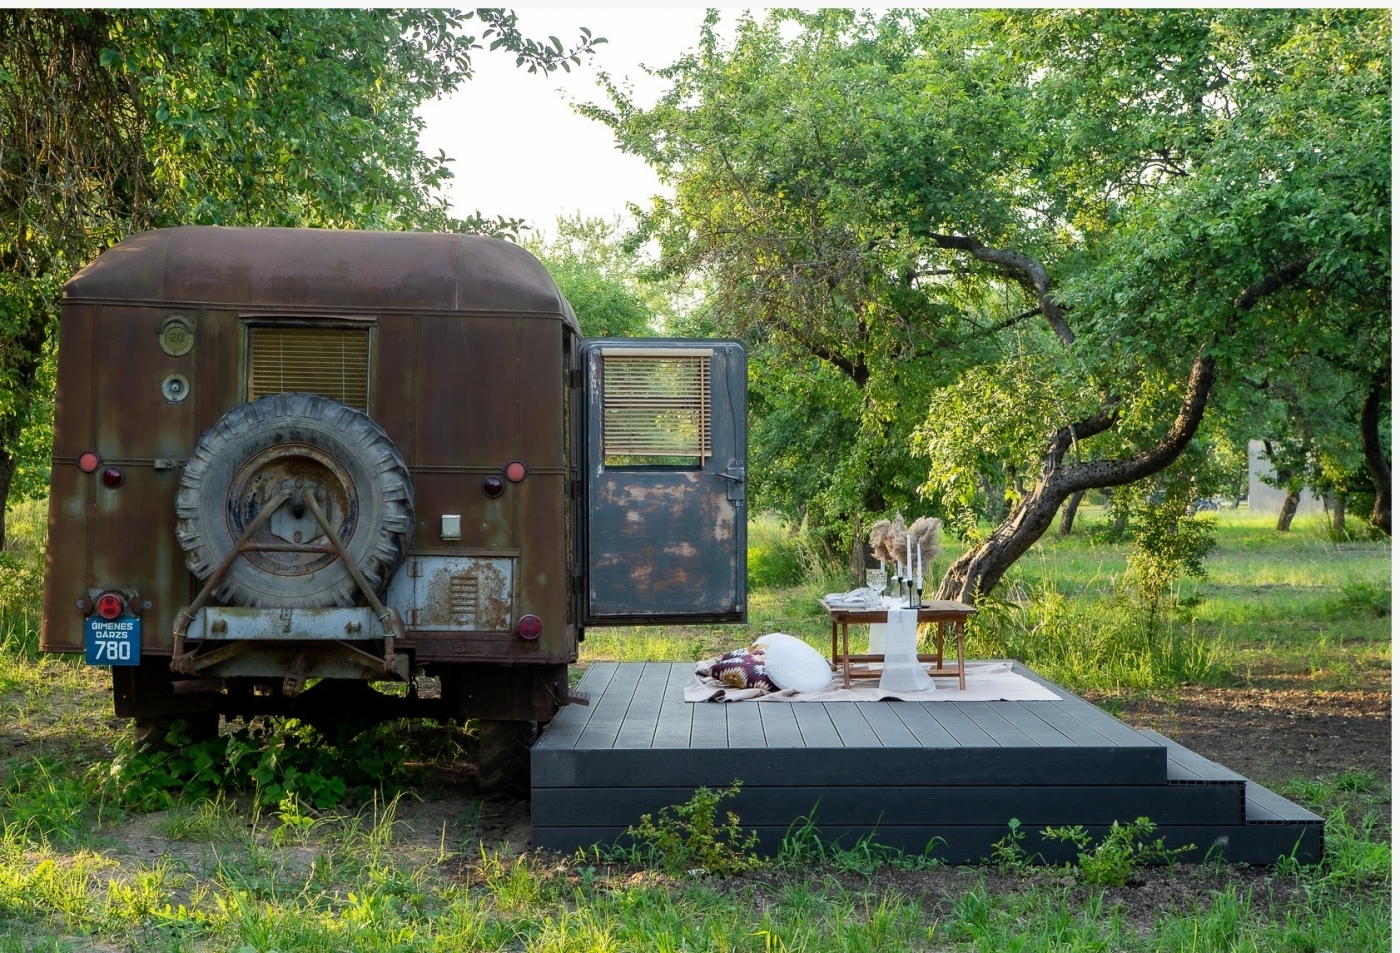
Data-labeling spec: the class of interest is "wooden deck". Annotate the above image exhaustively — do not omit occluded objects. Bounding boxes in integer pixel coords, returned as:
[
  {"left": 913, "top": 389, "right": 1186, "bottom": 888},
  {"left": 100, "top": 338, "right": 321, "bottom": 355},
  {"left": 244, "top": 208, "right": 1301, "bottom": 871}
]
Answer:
[{"left": 532, "top": 662, "right": 1322, "bottom": 864}]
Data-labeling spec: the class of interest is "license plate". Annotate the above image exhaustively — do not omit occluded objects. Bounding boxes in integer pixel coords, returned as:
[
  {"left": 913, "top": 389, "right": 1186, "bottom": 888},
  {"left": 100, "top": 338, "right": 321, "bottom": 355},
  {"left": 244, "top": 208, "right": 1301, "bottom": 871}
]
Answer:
[{"left": 85, "top": 616, "right": 141, "bottom": 666}]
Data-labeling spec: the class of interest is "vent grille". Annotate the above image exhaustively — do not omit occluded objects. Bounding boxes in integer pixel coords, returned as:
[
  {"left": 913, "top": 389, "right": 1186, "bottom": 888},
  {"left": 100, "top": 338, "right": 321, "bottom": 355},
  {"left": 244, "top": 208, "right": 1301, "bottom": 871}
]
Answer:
[
  {"left": 603, "top": 354, "right": 710, "bottom": 461},
  {"left": 449, "top": 573, "right": 479, "bottom": 627},
  {"left": 248, "top": 327, "right": 371, "bottom": 412}
]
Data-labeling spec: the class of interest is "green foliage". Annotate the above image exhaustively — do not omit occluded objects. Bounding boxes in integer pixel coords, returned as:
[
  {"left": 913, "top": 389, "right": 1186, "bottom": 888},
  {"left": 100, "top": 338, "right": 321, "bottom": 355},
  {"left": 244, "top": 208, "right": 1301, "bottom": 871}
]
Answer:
[
  {"left": 747, "top": 512, "right": 805, "bottom": 590},
  {"left": 626, "top": 782, "right": 760, "bottom": 877},
  {"left": 985, "top": 818, "right": 1034, "bottom": 873},
  {"left": 1123, "top": 490, "right": 1218, "bottom": 623},
  {"left": 966, "top": 584, "right": 1225, "bottom": 692},
  {"left": 776, "top": 810, "right": 941, "bottom": 874},
  {"left": 1041, "top": 817, "right": 1194, "bottom": 887},
  {"left": 526, "top": 215, "right": 659, "bottom": 338},
  {"left": 1326, "top": 581, "right": 1391, "bottom": 619},
  {"left": 110, "top": 718, "right": 426, "bottom": 812}
]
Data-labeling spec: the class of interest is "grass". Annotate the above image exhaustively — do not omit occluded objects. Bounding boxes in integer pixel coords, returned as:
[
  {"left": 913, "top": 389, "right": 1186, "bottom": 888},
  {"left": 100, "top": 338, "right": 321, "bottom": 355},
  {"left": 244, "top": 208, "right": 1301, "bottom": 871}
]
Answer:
[{"left": 0, "top": 498, "right": 1390, "bottom": 950}]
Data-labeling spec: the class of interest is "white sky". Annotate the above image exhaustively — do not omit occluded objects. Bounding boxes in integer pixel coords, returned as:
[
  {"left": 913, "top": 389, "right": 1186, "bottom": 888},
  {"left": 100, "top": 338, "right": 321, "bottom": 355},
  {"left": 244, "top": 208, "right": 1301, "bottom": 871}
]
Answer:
[{"left": 418, "top": 9, "right": 726, "bottom": 239}]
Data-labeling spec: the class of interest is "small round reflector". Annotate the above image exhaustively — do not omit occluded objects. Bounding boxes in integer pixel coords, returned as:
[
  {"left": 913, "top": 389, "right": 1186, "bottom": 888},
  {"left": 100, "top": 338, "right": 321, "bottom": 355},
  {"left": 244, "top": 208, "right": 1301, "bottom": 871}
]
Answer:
[
  {"left": 78, "top": 451, "right": 101, "bottom": 473},
  {"left": 482, "top": 476, "right": 505, "bottom": 498},
  {"left": 101, "top": 466, "right": 124, "bottom": 488},
  {"left": 516, "top": 614, "right": 542, "bottom": 640},
  {"left": 504, "top": 460, "right": 528, "bottom": 483},
  {"left": 96, "top": 593, "right": 125, "bottom": 620}
]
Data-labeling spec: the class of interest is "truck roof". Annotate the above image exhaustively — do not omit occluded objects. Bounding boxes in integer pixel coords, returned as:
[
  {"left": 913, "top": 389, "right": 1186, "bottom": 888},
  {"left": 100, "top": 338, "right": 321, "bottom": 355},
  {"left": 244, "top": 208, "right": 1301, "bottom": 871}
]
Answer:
[{"left": 63, "top": 226, "right": 579, "bottom": 329}]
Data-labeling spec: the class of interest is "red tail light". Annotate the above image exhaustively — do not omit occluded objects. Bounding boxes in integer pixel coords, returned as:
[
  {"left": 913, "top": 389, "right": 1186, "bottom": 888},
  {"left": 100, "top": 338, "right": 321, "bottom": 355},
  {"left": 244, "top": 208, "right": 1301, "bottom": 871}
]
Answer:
[
  {"left": 78, "top": 451, "right": 101, "bottom": 473},
  {"left": 96, "top": 592, "right": 125, "bottom": 620},
  {"left": 516, "top": 614, "right": 542, "bottom": 640},
  {"left": 101, "top": 466, "right": 124, "bottom": 488}
]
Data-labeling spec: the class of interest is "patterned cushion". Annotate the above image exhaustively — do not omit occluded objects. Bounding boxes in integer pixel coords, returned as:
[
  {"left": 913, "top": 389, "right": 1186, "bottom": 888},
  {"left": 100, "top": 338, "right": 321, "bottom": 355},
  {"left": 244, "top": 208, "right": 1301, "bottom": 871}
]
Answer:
[{"left": 700, "top": 645, "right": 777, "bottom": 691}]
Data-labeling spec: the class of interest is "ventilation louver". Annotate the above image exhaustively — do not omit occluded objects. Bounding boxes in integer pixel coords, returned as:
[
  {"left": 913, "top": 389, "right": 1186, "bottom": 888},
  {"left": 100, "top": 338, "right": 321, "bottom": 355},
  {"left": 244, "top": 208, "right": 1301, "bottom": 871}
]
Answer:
[
  {"left": 603, "top": 353, "right": 711, "bottom": 465},
  {"left": 248, "top": 327, "right": 370, "bottom": 412}
]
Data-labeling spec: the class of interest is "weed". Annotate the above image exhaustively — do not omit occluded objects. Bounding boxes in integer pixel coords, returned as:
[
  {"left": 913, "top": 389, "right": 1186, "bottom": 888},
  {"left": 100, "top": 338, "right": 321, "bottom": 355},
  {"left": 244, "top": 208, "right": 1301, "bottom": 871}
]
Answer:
[
  {"left": 110, "top": 717, "right": 428, "bottom": 812},
  {"left": 776, "top": 809, "right": 941, "bottom": 873},
  {"left": 1040, "top": 817, "right": 1193, "bottom": 887},
  {"left": 627, "top": 782, "right": 760, "bottom": 877},
  {"left": 1327, "top": 580, "right": 1391, "bottom": 618},
  {"left": 986, "top": 818, "right": 1034, "bottom": 872}
]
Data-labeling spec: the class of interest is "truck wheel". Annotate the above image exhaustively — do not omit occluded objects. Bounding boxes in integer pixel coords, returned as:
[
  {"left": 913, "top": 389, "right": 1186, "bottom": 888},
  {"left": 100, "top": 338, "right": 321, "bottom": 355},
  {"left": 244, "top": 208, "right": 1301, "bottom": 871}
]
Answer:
[
  {"left": 176, "top": 393, "right": 413, "bottom": 607},
  {"left": 477, "top": 720, "right": 535, "bottom": 798}
]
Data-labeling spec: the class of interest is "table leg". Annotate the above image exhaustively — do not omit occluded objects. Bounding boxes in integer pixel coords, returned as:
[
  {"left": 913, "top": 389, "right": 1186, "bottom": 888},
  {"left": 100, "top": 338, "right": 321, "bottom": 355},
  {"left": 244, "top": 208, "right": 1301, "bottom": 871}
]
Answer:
[
  {"left": 841, "top": 623, "right": 852, "bottom": 690},
  {"left": 956, "top": 620, "right": 966, "bottom": 691},
  {"left": 830, "top": 618, "right": 838, "bottom": 669},
  {"left": 935, "top": 621, "right": 945, "bottom": 670}
]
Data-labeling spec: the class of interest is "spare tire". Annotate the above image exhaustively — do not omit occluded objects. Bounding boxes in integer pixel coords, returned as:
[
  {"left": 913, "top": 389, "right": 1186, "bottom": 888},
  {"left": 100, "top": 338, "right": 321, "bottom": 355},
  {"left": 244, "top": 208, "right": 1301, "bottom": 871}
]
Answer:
[{"left": 176, "top": 393, "right": 414, "bottom": 608}]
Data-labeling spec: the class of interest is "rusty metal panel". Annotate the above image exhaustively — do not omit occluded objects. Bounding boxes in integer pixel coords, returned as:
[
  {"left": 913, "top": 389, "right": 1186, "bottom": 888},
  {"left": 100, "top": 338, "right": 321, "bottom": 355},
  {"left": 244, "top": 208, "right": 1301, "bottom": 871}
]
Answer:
[
  {"left": 387, "top": 555, "right": 515, "bottom": 632},
  {"left": 516, "top": 317, "right": 568, "bottom": 464},
  {"left": 414, "top": 315, "right": 519, "bottom": 468},
  {"left": 515, "top": 473, "right": 571, "bottom": 659},
  {"left": 193, "top": 606, "right": 387, "bottom": 640},
  {"left": 42, "top": 306, "right": 97, "bottom": 652},
  {"left": 408, "top": 472, "right": 514, "bottom": 551},
  {"left": 373, "top": 314, "right": 416, "bottom": 462},
  {"left": 64, "top": 227, "right": 577, "bottom": 324},
  {"left": 583, "top": 340, "right": 747, "bottom": 624}
]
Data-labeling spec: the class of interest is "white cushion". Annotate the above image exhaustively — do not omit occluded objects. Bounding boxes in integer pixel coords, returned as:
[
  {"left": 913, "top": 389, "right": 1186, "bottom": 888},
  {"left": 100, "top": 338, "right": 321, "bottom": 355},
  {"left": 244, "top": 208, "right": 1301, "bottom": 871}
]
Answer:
[{"left": 754, "top": 633, "right": 832, "bottom": 693}]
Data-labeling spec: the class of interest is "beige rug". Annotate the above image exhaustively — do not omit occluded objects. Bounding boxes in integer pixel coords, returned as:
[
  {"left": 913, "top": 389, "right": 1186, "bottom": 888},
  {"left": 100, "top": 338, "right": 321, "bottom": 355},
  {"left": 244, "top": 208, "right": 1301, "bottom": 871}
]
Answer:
[{"left": 684, "top": 660, "right": 1061, "bottom": 703}]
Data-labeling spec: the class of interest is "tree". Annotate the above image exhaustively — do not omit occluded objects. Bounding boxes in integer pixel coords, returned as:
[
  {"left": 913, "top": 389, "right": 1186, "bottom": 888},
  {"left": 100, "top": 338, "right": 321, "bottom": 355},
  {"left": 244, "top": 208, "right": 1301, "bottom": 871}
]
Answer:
[
  {"left": 525, "top": 216, "right": 657, "bottom": 338},
  {"left": 586, "top": 9, "right": 1390, "bottom": 599},
  {"left": 0, "top": 9, "right": 602, "bottom": 547}
]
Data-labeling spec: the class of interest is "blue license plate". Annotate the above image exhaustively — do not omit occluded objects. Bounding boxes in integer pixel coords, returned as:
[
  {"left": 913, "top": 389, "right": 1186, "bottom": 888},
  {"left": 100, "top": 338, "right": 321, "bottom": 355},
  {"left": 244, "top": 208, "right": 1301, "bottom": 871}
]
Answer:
[{"left": 85, "top": 616, "right": 141, "bottom": 666}]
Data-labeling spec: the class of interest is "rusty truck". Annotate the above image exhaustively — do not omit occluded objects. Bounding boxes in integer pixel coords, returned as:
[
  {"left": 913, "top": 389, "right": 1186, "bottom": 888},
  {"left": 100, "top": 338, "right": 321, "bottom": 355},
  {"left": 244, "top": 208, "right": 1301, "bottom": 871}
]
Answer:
[{"left": 41, "top": 226, "right": 746, "bottom": 794}]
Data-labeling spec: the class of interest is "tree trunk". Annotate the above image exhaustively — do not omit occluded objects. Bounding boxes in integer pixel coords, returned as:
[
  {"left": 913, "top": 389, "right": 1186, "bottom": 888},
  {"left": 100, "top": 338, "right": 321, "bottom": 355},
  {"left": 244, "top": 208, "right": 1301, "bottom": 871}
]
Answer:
[
  {"left": 1058, "top": 489, "right": 1085, "bottom": 535},
  {"left": 1329, "top": 492, "right": 1346, "bottom": 536},
  {"left": 939, "top": 352, "right": 1217, "bottom": 602},
  {"left": 1276, "top": 490, "right": 1299, "bottom": 531},
  {"left": 1360, "top": 374, "right": 1391, "bottom": 536}
]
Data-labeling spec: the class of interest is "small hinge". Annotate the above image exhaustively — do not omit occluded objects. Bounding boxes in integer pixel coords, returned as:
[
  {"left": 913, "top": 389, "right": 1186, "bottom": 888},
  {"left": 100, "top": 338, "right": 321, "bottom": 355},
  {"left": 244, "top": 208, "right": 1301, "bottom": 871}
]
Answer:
[
  {"left": 573, "top": 574, "right": 585, "bottom": 595},
  {"left": 408, "top": 558, "right": 421, "bottom": 578},
  {"left": 571, "top": 479, "right": 583, "bottom": 500},
  {"left": 569, "top": 368, "right": 584, "bottom": 388},
  {"left": 410, "top": 608, "right": 419, "bottom": 626}
]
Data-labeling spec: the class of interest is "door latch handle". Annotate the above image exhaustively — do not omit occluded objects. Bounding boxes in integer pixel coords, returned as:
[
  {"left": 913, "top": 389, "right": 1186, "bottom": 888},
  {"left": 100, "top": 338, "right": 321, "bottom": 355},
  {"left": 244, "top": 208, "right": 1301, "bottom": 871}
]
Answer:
[{"left": 715, "top": 470, "right": 744, "bottom": 482}]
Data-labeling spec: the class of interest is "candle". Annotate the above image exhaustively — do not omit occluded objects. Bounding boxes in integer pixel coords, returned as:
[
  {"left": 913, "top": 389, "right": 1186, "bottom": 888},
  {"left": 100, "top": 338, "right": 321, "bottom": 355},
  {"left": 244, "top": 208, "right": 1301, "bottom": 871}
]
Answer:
[
  {"left": 906, "top": 534, "right": 912, "bottom": 572},
  {"left": 917, "top": 544, "right": 922, "bottom": 581}
]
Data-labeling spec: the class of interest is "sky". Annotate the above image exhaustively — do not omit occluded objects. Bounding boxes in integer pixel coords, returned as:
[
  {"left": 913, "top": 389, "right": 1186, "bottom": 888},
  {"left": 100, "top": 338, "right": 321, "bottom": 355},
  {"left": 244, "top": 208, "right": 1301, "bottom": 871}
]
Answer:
[{"left": 417, "top": 9, "right": 725, "bottom": 239}]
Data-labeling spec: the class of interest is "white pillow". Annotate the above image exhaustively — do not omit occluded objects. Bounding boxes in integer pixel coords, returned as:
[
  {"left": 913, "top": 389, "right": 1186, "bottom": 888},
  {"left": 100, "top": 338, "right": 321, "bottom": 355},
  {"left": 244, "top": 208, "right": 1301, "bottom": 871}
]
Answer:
[{"left": 754, "top": 633, "right": 832, "bottom": 693}]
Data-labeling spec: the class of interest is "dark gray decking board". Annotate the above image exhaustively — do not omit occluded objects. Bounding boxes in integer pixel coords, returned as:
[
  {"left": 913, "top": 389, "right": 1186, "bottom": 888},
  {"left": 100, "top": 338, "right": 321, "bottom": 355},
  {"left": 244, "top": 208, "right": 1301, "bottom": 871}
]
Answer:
[
  {"left": 725, "top": 700, "right": 767, "bottom": 749},
  {"left": 791, "top": 703, "right": 842, "bottom": 747},
  {"left": 757, "top": 703, "right": 805, "bottom": 748},
  {"left": 650, "top": 664, "right": 695, "bottom": 749},
  {"left": 1139, "top": 730, "right": 1248, "bottom": 784},
  {"left": 613, "top": 662, "right": 672, "bottom": 749},
  {"left": 856, "top": 703, "right": 923, "bottom": 747},
  {"left": 956, "top": 701, "right": 1051, "bottom": 747},
  {"left": 890, "top": 704, "right": 960, "bottom": 748},
  {"left": 534, "top": 821, "right": 1322, "bottom": 866},
  {"left": 532, "top": 782, "right": 1245, "bottom": 828},
  {"left": 969, "top": 701, "right": 1078, "bottom": 748},
  {"left": 534, "top": 662, "right": 617, "bottom": 751},
  {"left": 690, "top": 699, "right": 728, "bottom": 748},
  {"left": 913, "top": 703, "right": 998, "bottom": 747},
  {"left": 532, "top": 743, "right": 1166, "bottom": 787},
  {"left": 1017, "top": 700, "right": 1128, "bottom": 748},
  {"left": 574, "top": 663, "right": 644, "bottom": 750},
  {"left": 824, "top": 704, "right": 883, "bottom": 748},
  {"left": 1246, "top": 782, "right": 1324, "bottom": 824}
]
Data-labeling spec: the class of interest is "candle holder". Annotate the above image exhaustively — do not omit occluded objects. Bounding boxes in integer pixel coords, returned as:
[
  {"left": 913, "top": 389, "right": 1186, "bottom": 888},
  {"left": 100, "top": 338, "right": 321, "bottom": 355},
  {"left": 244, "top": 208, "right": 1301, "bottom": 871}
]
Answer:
[{"left": 915, "top": 579, "right": 924, "bottom": 609}]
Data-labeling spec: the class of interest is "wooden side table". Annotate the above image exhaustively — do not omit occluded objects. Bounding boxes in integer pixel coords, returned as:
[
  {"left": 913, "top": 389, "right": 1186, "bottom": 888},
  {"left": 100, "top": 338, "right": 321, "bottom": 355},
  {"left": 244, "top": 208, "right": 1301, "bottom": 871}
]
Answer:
[{"left": 820, "top": 599, "right": 976, "bottom": 690}]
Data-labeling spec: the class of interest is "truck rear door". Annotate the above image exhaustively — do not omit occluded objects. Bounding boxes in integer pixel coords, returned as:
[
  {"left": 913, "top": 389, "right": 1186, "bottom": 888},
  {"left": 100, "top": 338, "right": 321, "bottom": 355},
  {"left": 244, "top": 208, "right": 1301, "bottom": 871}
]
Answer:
[{"left": 582, "top": 339, "right": 746, "bottom": 625}]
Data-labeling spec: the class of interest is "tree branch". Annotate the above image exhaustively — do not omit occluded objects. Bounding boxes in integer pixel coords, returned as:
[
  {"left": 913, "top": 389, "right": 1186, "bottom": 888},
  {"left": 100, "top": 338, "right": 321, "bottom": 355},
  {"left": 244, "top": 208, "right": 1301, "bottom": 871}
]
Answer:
[{"left": 929, "top": 233, "right": 1075, "bottom": 346}]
